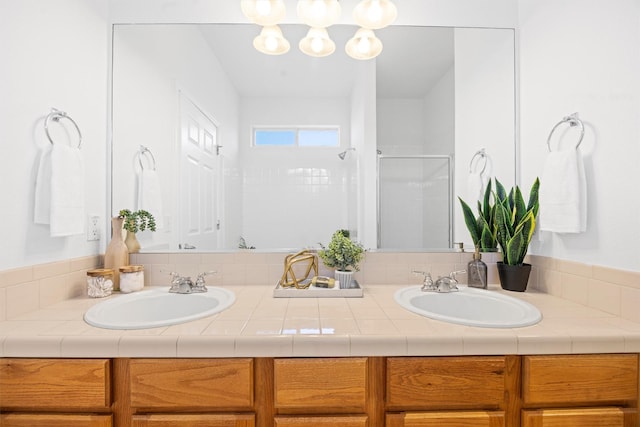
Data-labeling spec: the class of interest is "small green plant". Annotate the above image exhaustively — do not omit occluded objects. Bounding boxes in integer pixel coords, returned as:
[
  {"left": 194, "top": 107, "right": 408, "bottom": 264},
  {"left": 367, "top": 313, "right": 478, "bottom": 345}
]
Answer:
[
  {"left": 118, "top": 209, "right": 157, "bottom": 234},
  {"left": 494, "top": 178, "right": 540, "bottom": 265},
  {"left": 458, "top": 179, "right": 505, "bottom": 252},
  {"left": 318, "top": 229, "right": 365, "bottom": 272}
]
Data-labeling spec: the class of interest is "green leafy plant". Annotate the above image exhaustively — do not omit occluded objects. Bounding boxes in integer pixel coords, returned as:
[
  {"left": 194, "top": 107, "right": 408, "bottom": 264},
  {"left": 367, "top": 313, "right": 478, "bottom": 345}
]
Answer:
[
  {"left": 118, "top": 209, "right": 157, "bottom": 234},
  {"left": 494, "top": 178, "right": 540, "bottom": 265},
  {"left": 318, "top": 229, "right": 365, "bottom": 272},
  {"left": 458, "top": 179, "right": 506, "bottom": 252}
]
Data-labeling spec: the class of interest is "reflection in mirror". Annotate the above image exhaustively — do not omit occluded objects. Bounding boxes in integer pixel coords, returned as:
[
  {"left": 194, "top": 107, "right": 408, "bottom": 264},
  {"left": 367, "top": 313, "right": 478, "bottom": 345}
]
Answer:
[{"left": 111, "top": 24, "right": 514, "bottom": 253}]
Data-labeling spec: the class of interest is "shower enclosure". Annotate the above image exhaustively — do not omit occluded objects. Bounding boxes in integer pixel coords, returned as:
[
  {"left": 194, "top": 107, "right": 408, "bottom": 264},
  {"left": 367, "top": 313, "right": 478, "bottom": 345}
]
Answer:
[{"left": 377, "top": 155, "right": 453, "bottom": 249}]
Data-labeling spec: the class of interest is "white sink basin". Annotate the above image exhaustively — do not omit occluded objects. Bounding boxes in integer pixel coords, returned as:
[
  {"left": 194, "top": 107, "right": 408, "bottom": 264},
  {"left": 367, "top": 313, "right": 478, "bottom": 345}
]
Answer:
[
  {"left": 394, "top": 285, "right": 541, "bottom": 328},
  {"left": 84, "top": 286, "right": 235, "bottom": 330}
]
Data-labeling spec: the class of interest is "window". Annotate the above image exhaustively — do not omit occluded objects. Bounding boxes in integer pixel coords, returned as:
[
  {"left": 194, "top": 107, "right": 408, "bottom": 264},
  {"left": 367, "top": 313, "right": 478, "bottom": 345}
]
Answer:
[{"left": 253, "top": 127, "right": 339, "bottom": 147}]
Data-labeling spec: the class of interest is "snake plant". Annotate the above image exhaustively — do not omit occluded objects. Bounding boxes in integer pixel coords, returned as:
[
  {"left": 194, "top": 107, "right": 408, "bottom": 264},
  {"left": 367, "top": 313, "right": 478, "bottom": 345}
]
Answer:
[
  {"left": 458, "top": 179, "right": 505, "bottom": 252},
  {"left": 494, "top": 178, "right": 540, "bottom": 265}
]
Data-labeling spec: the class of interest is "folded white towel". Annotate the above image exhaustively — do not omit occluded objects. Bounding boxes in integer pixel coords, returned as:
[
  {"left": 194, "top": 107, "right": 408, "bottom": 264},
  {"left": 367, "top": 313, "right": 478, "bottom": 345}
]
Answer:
[
  {"left": 34, "top": 147, "right": 52, "bottom": 225},
  {"left": 467, "top": 171, "right": 486, "bottom": 202},
  {"left": 138, "top": 169, "right": 164, "bottom": 229},
  {"left": 49, "top": 144, "right": 85, "bottom": 236},
  {"left": 539, "top": 149, "right": 587, "bottom": 233}
]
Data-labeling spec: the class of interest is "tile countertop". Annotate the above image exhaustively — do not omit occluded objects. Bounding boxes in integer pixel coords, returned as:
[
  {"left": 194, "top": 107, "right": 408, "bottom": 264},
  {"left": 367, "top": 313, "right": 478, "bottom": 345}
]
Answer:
[{"left": 2, "top": 284, "right": 640, "bottom": 358}]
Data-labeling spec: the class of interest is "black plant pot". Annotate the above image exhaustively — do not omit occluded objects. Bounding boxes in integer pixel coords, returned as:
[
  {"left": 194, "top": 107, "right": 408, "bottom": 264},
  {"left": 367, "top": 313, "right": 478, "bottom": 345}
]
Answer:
[{"left": 497, "top": 262, "right": 532, "bottom": 292}]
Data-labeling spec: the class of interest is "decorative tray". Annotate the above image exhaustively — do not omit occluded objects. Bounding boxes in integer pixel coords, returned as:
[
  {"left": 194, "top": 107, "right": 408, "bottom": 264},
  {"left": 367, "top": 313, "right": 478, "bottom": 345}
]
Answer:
[{"left": 273, "top": 280, "right": 363, "bottom": 298}]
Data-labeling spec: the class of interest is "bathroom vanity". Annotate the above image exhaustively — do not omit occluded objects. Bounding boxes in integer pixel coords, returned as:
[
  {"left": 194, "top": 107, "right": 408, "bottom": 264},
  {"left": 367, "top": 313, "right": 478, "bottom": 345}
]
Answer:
[
  {"left": 1, "top": 283, "right": 640, "bottom": 426},
  {"left": 0, "top": 354, "right": 638, "bottom": 426}
]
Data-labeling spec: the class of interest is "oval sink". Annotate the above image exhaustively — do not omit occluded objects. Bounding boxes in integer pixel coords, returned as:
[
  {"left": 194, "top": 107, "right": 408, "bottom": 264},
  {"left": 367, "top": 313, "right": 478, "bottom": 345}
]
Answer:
[
  {"left": 84, "top": 286, "right": 235, "bottom": 330},
  {"left": 394, "top": 285, "right": 541, "bottom": 328}
]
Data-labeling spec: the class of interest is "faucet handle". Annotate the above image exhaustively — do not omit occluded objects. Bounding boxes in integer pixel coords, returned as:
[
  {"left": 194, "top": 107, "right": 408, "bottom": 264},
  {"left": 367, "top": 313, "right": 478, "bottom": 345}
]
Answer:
[
  {"left": 449, "top": 270, "right": 466, "bottom": 283},
  {"left": 195, "top": 271, "right": 216, "bottom": 285},
  {"left": 413, "top": 271, "right": 436, "bottom": 291}
]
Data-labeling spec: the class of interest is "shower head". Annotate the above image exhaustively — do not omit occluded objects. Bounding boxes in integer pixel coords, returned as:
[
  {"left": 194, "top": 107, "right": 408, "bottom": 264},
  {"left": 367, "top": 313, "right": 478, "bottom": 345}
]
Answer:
[{"left": 338, "top": 147, "right": 356, "bottom": 160}]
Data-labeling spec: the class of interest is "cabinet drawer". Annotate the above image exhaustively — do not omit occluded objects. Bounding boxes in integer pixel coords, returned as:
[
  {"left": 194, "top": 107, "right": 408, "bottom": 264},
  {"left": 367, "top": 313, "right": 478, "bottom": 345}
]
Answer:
[
  {"left": 522, "top": 354, "right": 638, "bottom": 406},
  {"left": 274, "top": 415, "right": 368, "bottom": 427},
  {"left": 129, "top": 359, "right": 253, "bottom": 410},
  {"left": 0, "top": 414, "right": 112, "bottom": 427},
  {"left": 522, "top": 407, "right": 636, "bottom": 427},
  {"left": 386, "top": 411, "right": 504, "bottom": 427},
  {"left": 274, "top": 358, "right": 368, "bottom": 412},
  {"left": 131, "top": 414, "right": 255, "bottom": 427},
  {"left": 0, "top": 358, "right": 111, "bottom": 409},
  {"left": 386, "top": 357, "right": 507, "bottom": 409}
]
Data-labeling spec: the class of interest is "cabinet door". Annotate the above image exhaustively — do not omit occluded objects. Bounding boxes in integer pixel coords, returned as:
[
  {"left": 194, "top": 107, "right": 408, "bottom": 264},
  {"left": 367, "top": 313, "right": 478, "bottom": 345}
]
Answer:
[
  {"left": 386, "top": 357, "right": 507, "bottom": 410},
  {"left": 275, "top": 415, "right": 368, "bottom": 427},
  {"left": 131, "top": 414, "right": 254, "bottom": 427},
  {"left": 522, "top": 407, "right": 636, "bottom": 427},
  {"left": 386, "top": 411, "right": 504, "bottom": 427},
  {"left": 129, "top": 359, "right": 253, "bottom": 410},
  {"left": 0, "top": 359, "right": 111, "bottom": 410},
  {"left": 0, "top": 414, "right": 112, "bottom": 427},
  {"left": 274, "top": 358, "right": 368, "bottom": 413},
  {"left": 522, "top": 355, "right": 638, "bottom": 406}
]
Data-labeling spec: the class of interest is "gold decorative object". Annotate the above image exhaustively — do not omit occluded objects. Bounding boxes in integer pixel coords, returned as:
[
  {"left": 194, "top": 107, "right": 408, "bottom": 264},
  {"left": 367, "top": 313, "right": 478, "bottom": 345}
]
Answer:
[{"left": 279, "top": 250, "right": 318, "bottom": 289}]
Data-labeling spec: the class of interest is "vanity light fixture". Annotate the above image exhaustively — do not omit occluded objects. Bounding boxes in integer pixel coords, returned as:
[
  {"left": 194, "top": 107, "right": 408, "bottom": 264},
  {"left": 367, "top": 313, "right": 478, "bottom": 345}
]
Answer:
[
  {"left": 243, "top": 0, "right": 397, "bottom": 60},
  {"left": 241, "top": 0, "right": 287, "bottom": 26},
  {"left": 353, "top": 0, "right": 397, "bottom": 30},
  {"left": 253, "top": 25, "right": 291, "bottom": 55},
  {"left": 296, "top": 0, "right": 341, "bottom": 28},
  {"left": 345, "top": 28, "right": 382, "bottom": 60},
  {"left": 299, "top": 27, "right": 336, "bottom": 57}
]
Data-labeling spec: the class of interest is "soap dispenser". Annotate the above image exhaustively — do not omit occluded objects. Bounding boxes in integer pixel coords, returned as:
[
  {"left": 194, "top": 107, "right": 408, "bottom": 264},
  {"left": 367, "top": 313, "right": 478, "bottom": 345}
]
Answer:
[{"left": 467, "top": 246, "right": 487, "bottom": 289}]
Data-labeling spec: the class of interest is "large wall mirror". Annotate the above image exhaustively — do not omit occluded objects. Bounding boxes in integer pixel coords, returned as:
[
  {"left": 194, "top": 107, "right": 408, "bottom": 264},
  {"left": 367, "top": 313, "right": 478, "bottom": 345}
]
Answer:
[{"left": 111, "top": 23, "right": 515, "bottom": 252}]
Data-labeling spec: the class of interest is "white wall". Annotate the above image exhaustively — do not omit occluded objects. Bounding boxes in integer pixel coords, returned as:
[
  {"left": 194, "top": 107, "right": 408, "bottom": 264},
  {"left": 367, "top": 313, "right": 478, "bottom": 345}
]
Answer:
[
  {"left": 454, "top": 27, "right": 516, "bottom": 248},
  {"left": 1, "top": 0, "right": 519, "bottom": 272},
  {"left": 519, "top": 0, "right": 640, "bottom": 271},
  {"left": 0, "top": 0, "right": 109, "bottom": 270}
]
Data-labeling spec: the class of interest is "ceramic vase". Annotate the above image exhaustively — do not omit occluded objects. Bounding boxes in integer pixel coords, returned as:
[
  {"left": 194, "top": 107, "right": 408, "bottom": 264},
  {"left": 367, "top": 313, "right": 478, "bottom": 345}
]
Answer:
[
  {"left": 124, "top": 231, "right": 141, "bottom": 254},
  {"left": 104, "top": 216, "right": 129, "bottom": 291},
  {"left": 335, "top": 270, "right": 354, "bottom": 289}
]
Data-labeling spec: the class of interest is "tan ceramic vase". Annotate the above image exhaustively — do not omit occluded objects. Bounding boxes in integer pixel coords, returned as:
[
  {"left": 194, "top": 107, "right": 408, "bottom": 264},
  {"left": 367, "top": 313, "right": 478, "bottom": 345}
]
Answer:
[
  {"left": 124, "top": 231, "right": 141, "bottom": 254},
  {"left": 104, "top": 216, "right": 129, "bottom": 291}
]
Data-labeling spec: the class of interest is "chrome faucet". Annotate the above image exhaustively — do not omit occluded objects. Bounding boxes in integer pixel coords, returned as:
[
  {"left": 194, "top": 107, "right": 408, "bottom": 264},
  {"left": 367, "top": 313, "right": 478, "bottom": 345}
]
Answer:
[
  {"left": 168, "top": 271, "right": 215, "bottom": 294},
  {"left": 414, "top": 270, "right": 465, "bottom": 293},
  {"left": 433, "top": 270, "right": 466, "bottom": 293}
]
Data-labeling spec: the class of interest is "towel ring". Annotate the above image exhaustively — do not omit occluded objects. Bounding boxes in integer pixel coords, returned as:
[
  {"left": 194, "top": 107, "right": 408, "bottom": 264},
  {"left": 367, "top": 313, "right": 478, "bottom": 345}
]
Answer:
[
  {"left": 546, "top": 113, "right": 584, "bottom": 151},
  {"left": 138, "top": 145, "right": 156, "bottom": 171},
  {"left": 44, "top": 108, "right": 82, "bottom": 149},
  {"left": 469, "top": 149, "right": 488, "bottom": 174}
]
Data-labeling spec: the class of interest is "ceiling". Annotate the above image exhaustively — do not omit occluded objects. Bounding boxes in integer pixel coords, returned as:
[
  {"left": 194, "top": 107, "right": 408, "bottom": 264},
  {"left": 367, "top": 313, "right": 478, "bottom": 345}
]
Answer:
[{"left": 200, "top": 24, "right": 454, "bottom": 99}]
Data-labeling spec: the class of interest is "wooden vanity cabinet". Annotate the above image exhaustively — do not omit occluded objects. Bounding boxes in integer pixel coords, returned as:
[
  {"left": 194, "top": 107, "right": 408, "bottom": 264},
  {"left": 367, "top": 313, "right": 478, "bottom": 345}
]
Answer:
[
  {"left": 1, "top": 353, "right": 640, "bottom": 427},
  {"left": 272, "top": 357, "right": 377, "bottom": 426},
  {"left": 121, "top": 358, "right": 255, "bottom": 426},
  {"left": 0, "top": 358, "right": 112, "bottom": 427},
  {"left": 521, "top": 354, "right": 639, "bottom": 427},
  {"left": 385, "top": 356, "right": 517, "bottom": 426}
]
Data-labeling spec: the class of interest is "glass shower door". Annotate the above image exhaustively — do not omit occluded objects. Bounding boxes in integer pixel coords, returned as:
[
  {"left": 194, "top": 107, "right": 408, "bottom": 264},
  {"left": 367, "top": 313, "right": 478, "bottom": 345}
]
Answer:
[{"left": 377, "top": 155, "right": 452, "bottom": 249}]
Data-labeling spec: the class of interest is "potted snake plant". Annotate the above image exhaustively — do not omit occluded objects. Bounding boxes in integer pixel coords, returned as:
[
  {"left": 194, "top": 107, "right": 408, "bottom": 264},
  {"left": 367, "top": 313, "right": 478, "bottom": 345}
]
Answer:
[
  {"left": 458, "top": 179, "right": 503, "bottom": 252},
  {"left": 494, "top": 177, "right": 540, "bottom": 291}
]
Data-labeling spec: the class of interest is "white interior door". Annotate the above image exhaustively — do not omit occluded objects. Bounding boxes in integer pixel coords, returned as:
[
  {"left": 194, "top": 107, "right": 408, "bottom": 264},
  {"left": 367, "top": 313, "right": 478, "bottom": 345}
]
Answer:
[{"left": 178, "top": 93, "right": 220, "bottom": 250}]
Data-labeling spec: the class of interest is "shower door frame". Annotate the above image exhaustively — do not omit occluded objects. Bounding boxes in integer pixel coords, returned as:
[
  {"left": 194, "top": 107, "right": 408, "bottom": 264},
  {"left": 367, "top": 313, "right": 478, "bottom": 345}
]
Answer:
[{"left": 376, "top": 154, "right": 454, "bottom": 249}]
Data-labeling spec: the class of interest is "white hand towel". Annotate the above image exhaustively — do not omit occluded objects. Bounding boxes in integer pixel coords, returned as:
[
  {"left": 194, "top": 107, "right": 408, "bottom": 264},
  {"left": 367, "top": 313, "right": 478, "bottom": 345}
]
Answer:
[
  {"left": 138, "top": 169, "right": 164, "bottom": 229},
  {"left": 467, "top": 171, "right": 485, "bottom": 202},
  {"left": 34, "top": 147, "right": 52, "bottom": 225},
  {"left": 49, "top": 144, "right": 85, "bottom": 236},
  {"left": 539, "top": 149, "right": 587, "bottom": 233}
]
